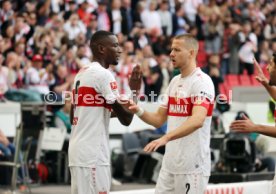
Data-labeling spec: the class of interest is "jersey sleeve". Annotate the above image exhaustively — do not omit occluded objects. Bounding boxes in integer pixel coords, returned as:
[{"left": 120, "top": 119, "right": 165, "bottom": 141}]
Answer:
[
  {"left": 97, "top": 70, "right": 120, "bottom": 104},
  {"left": 159, "top": 86, "right": 169, "bottom": 109},
  {"left": 191, "top": 76, "right": 215, "bottom": 111}
]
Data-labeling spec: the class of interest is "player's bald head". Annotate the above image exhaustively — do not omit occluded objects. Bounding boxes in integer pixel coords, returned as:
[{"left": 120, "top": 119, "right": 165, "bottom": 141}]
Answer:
[{"left": 173, "top": 34, "right": 198, "bottom": 54}]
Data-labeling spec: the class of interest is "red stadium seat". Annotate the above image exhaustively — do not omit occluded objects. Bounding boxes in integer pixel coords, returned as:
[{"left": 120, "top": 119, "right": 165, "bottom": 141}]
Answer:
[
  {"left": 225, "top": 74, "right": 240, "bottom": 87},
  {"left": 198, "top": 41, "right": 205, "bottom": 52},
  {"left": 218, "top": 83, "right": 231, "bottom": 102},
  {"left": 250, "top": 75, "right": 261, "bottom": 86},
  {"left": 239, "top": 75, "right": 251, "bottom": 86},
  {"left": 197, "top": 52, "right": 207, "bottom": 67}
]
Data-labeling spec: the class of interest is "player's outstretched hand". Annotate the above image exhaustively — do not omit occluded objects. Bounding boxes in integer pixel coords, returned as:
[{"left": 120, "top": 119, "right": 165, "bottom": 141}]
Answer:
[
  {"left": 254, "top": 58, "right": 269, "bottom": 85},
  {"left": 129, "top": 65, "right": 142, "bottom": 92},
  {"left": 144, "top": 136, "right": 169, "bottom": 153},
  {"left": 230, "top": 114, "right": 256, "bottom": 133}
]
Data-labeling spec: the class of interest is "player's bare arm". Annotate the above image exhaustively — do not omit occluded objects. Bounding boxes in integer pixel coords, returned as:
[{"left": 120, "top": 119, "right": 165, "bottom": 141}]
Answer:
[
  {"left": 144, "top": 105, "right": 207, "bottom": 152},
  {"left": 254, "top": 58, "right": 276, "bottom": 100},
  {"left": 111, "top": 65, "right": 142, "bottom": 126},
  {"left": 230, "top": 114, "right": 276, "bottom": 138},
  {"left": 122, "top": 99, "right": 168, "bottom": 128}
]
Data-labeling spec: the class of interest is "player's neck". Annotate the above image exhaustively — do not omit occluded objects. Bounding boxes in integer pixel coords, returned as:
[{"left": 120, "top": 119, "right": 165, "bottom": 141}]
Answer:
[
  {"left": 93, "top": 58, "right": 109, "bottom": 69},
  {"left": 180, "top": 61, "right": 197, "bottom": 78}
]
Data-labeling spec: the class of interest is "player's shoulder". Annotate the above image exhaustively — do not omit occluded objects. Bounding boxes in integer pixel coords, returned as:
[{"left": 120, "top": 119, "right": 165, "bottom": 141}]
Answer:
[
  {"left": 192, "top": 68, "right": 213, "bottom": 84},
  {"left": 170, "top": 74, "right": 181, "bottom": 85},
  {"left": 78, "top": 62, "right": 111, "bottom": 77}
]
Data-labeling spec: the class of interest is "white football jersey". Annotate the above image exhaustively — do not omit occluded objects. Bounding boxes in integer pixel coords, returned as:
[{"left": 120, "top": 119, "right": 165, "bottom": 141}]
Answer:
[
  {"left": 69, "top": 62, "right": 119, "bottom": 167},
  {"left": 160, "top": 68, "right": 215, "bottom": 176}
]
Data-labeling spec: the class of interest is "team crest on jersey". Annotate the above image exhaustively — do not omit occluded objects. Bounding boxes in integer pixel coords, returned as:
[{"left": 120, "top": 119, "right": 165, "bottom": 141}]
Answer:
[{"left": 110, "top": 82, "right": 118, "bottom": 90}]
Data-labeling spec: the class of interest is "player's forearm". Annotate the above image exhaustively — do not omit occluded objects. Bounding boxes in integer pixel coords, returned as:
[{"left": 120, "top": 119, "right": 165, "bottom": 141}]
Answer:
[
  {"left": 139, "top": 111, "right": 165, "bottom": 128},
  {"left": 112, "top": 101, "right": 134, "bottom": 126},
  {"left": 70, "top": 105, "right": 74, "bottom": 125},
  {"left": 164, "top": 117, "right": 203, "bottom": 141},
  {"left": 263, "top": 84, "right": 276, "bottom": 100},
  {"left": 254, "top": 124, "right": 276, "bottom": 138}
]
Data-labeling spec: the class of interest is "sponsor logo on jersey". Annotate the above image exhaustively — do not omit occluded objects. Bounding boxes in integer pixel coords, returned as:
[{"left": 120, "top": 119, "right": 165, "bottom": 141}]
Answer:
[
  {"left": 169, "top": 104, "right": 188, "bottom": 114},
  {"left": 200, "top": 91, "right": 212, "bottom": 99},
  {"left": 110, "top": 82, "right": 118, "bottom": 90}
]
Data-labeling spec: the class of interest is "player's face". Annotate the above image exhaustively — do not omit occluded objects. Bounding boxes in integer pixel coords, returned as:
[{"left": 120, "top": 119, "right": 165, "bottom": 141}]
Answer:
[
  {"left": 105, "top": 35, "right": 122, "bottom": 65},
  {"left": 267, "top": 56, "right": 276, "bottom": 86},
  {"left": 170, "top": 39, "right": 189, "bottom": 69}
]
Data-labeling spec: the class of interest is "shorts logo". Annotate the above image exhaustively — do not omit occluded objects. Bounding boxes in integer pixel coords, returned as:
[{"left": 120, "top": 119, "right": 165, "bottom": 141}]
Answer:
[{"left": 110, "top": 82, "right": 117, "bottom": 90}]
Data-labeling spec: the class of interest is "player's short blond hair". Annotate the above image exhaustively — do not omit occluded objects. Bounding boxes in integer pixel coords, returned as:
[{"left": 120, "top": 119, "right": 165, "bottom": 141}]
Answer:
[{"left": 173, "top": 34, "right": 199, "bottom": 54}]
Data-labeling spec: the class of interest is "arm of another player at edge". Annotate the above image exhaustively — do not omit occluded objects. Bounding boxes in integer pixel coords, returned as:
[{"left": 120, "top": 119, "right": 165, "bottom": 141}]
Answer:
[
  {"left": 252, "top": 124, "right": 276, "bottom": 138},
  {"left": 263, "top": 84, "right": 276, "bottom": 101},
  {"left": 163, "top": 106, "right": 207, "bottom": 142}
]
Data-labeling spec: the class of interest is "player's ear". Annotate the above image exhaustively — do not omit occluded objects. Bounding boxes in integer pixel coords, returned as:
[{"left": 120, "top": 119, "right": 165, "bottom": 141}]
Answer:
[
  {"left": 189, "top": 49, "right": 196, "bottom": 58},
  {"left": 98, "top": 44, "right": 105, "bottom": 54}
]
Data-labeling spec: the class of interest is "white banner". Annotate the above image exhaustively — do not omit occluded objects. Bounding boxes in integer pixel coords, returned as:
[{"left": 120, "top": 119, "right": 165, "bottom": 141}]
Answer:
[
  {"left": 111, "top": 181, "right": 272, "bottom": 194},
  {"left": 41, "top": 127, "right": 66, "bottom": 151}
]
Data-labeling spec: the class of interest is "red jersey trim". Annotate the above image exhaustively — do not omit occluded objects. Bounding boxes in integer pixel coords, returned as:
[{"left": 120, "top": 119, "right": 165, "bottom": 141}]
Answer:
[
  {"left": 274, "top": 109, "right": 276, "bottom": 122},
  {"left": 167, "top": 96, "right": 214, "bottom": 117},
  {"left": 72, "top": 87, "right": 112, "bottom": 111}
]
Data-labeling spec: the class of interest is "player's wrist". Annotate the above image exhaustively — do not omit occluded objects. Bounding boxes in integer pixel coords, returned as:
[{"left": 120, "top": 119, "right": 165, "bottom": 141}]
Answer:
[
  {"left": 135, "top": 107, "right": 144, "bottom": 117},
  {"left": 163, "top": 134, "right": 171, "bottom": 142},
  {"left": 253, "top": 124, "right": 261, "bottom": 133}
]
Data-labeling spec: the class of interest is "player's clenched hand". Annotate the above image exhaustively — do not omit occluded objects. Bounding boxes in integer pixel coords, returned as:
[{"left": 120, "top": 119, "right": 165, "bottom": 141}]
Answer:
[
  {"left": 254, "top": 58, "right": 269, "bottom": 85},
  {"left": 129, "top": 65, "right": 142, "bottom": 92},
  {"left": 230, "top": 114, "right": 256, "bottom": 133},
  {"left": 144, "top": 136, "right": 169, "bottom": 153}
]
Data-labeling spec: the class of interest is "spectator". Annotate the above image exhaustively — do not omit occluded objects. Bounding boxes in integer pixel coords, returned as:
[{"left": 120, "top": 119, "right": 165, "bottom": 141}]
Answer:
[
  {"left": 195, "top": 4, "right": 207, "bottom": 41},
  {"left": 64, "top": 0, "right": 78, "bottom": 21},
  {"left": 0, "top": 0, "right": 14, "bottom": 27},
  {"left": 86, "top": 14, "right": 98, "bottom": 40},
  {"left": 141, "top": 0, "right": 162, "bottom": 37},
  {"left": 55, "top": 99, "right": 72, "bottom": 134},
  {"left": 25, "top": 54, "right": 54, "bottom": 95},
  {"left": 63, "top": 13, "right": 87, "bottom": 41},
  {"left": 61, "top": 46, "right": 79, "bottom": 74},
  {"left": 264, "top": 15, "right": 276, "bottom": 41},
  {"left": 108, "top": 0, "right": 123, "bottom": 35},
  {"left": 50, "top": 65, "right": 73, "bottom": 102},
  {"left": 120, "top": 0, "right": 133, "bottom": 36},
  {"left": 130, "top": 22, "right": 150, "bottom": 50},
  {"left": 133, "top": 1, "right": 145, "bottom": 24},
  {"left": 203, "top": 54, "right": 223, "bottom": 97},
  {"left": 0, "top": 129, "right": 15, "bottom": 157},
  {"left": 36, "top": 0, "right": 51, "bottom": 26},
  {"left": 172, "top": 3, "right": 189, "bottom": 36},
  {"left": 96, "top": 1, "right": 111, "bottom": 31},
  {"left": 158, "top": 0, "right": 172, "bottom": 37},
  {"left": 228, "top": 23, "right": 242, "bottom": 74},
  {"left": 183, "top": 0, "right": 203, "bottom": 24},
  {"left": 238, "top": 21, "right": 258, "bottom": 75},
  {"left": 77, "top": 1, "right": 91, "bottom": 26},
  {"left": 141, "top": 45, "right": 163, "bottom": 101},
  {"left": 0, "top": 54, "right": 9, "bottom": 98},
  {"left": 203, "top": 13, "right": 224, "bottom": 54}
]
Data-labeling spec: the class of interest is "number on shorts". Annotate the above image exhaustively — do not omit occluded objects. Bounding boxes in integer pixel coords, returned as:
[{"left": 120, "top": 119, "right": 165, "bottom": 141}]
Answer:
[{"left": 186, "top": 183, "right": 190, "bottom": 194}]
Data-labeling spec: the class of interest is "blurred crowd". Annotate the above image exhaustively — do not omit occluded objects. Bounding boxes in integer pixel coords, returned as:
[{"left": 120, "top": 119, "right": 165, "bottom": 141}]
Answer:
[{"left": 0, "top": 0, "right": 276, "bottom": 101}]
